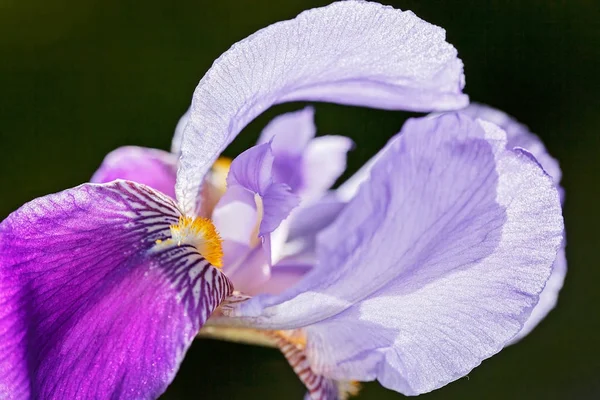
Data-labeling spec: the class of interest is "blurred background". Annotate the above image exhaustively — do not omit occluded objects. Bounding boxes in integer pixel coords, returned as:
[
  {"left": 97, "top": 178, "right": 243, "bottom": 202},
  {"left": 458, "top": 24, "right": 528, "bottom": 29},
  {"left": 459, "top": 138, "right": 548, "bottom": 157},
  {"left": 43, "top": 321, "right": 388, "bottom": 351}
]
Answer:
[{"left": 1, "top": 0, "right": 598, "bottom": 399}]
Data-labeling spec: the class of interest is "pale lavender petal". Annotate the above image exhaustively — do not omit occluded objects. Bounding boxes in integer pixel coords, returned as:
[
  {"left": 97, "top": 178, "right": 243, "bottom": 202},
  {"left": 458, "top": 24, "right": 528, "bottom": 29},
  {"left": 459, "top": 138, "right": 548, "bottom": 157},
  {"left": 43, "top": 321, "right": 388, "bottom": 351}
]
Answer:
[
  {"left": 460, "top": 103, "right": 563, "bottom": 187},
  {"left": 226, "top": 246, "right": 271, "bottom": 295},
  {"left": 171, "top": 107, "right": 191, "bottom": 156},
  {"left": 250, "top": 264, "right": 312, "bottom": 296},
  {"left": 300, "top": 136, "right": 353, "bottom": 199},
  {"left": 460, "top": 103, "right": 566, "bottom": 343},
  {"left": 213, "top": 144, "right": 298, "bottom": 284},
  {"left": 212, "top": 185, "right": 258, "bottom": 268},
  {"left": 261, "top": 183, "right": 300, "bottom": 235},
  {"left": 222, "top": 143, "right": 299, "bottom": 238},
  {"left": 176, "top": 0, "right": 468, "bottom": 214},
  {"left": 509, "top": 247, "right": 567, "bottom": 343},
  {"left": 257, "top": 107, "right": 316, "bottom": 152},
  {"left": 258, "top": 108, "right": 352, "bottom": 197},
  {"left": 0, "top": 181, "right": 232, "bottom": 399},
  {"left": 229, "top": 114, "right": 563, "bottom": 395},
  {"left": 91, "top": 146, "right": 177, "bottom": 198},
  {"left": 257, "top": 107, "right": 316, "bottom": 192}
]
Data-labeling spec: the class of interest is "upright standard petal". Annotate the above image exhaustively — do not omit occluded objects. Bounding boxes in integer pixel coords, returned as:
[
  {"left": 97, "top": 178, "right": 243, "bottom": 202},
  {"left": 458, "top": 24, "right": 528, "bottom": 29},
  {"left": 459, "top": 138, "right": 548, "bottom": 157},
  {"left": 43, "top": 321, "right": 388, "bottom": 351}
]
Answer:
[
  {"left": 258, "top": 107, "right": 353, "bottom": 198},
  {"left": 91, "top": 146, "right": 178, "bottom": 198},
  {"left": 0, "top": 181, "right": 232, "bottom": 399},
  {"left": 229, "top": 114, "right": 563, "bottom": 395},
  {"left": 176, "top": 0, "right": 468, "bottom": 213},
  {"left": 212, "top": 143, "right": 299, "bottom": 291}
]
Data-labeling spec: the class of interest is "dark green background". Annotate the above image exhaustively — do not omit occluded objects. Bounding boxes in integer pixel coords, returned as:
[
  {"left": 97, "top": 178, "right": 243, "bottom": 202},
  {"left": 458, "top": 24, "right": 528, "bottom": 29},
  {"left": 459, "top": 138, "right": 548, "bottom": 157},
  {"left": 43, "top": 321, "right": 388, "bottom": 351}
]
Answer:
[{"left": 1, "top": 0, "right": 598, "bottom": 399}]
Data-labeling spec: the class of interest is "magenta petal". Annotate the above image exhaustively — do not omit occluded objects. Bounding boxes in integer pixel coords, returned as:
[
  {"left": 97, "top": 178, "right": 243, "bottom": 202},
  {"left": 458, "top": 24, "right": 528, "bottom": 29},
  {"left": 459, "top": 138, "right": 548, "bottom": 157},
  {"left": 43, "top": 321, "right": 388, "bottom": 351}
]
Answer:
[
  {"left": 0, "top": 181, "right": 232, "bottom": 399},
  {"left": 91, "top": 146, "right": 178, "bottom": 198},
  {"left": 176, "top": 1, "right": 468, "bottom": 214}
]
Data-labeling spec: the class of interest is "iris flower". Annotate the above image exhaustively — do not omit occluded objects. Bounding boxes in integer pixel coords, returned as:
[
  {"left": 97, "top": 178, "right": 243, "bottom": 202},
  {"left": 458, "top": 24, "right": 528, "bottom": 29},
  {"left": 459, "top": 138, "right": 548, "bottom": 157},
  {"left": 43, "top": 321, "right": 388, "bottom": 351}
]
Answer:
[{"left": 0, "top": 2, "right": 564, "bottom": 399}]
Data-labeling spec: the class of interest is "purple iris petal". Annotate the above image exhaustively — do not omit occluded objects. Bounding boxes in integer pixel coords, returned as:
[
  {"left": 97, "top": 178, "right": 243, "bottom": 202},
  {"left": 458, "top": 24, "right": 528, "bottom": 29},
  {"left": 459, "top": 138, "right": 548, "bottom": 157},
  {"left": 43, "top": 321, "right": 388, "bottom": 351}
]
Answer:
[
  {"left": 228, "top": 113, "right": 564, "bottom": 395},
  {"left": 460, "top": 103, "right": 563, "bottom": 199},
  {"left": 223, "top": 142, "right": 300, "bottom": 237},
  {"left": 176, "top": 0, "right": 468, "bottom": 214},
  {"left": 212, "top": 143, "right": 299, "bottom": 290},
  {"left": 251, "top": 264, "right": 312, "bottom": 296},
  {"left": 460, "top": 103, "right": 566, "bottom": 344},
  {"left": 0, "top": 181, "right": 232, "bottom": 399},
  {"left": 258, "top": 107, "right": 353, "bottom": 199},
  {"left": 257, "top": 107, "right": 317, "bottom": 193},
  {"left": 91, "top": 146, "right": 177, "bottom": 198},
  {"left": 258, "top": 107, "right": 317, "bottom": 155}
]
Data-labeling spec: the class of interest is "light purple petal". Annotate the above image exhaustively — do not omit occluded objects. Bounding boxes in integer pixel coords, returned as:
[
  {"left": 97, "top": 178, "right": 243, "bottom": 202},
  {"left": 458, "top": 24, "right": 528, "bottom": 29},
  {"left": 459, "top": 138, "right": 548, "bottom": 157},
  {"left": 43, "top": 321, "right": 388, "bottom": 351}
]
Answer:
[
  {"left": 300, "top": 136, "right": 354, "bottom": 199},
  {"left": 212, "top": 144, "right": 299, "bottom": 285},
  {"left": 91, "top": 146, "right": 177, "bottom": 198},
  {"left": 257, "top": 107, "right": 316, "bottom": 152},
  {"left": 176, "top": 0, "right": 468, "bottom": 214},
  {"left": 0, "top": 181, "right": 232, "bottom": 399},
  {"left": 509, "top": 247, "right": 567, "bottom": 343},
  {"left": 228, "top": 114, "right": 563, "bottom": 395},
  {"left": 257, "top": 107, "right": 316, "bottom": 193},
  {"left": 460, "top": 103, "right": 563, "bottom": 188},
  {"left": 171, "top": 107, "right": 191, "bottom": 157},
  {"left": 459, "top": 103, "right": 567, "bottom": 344},
  {"left": 222, "top": 143, "right": 300, "bottom": 238},
  {"left": 258, "top": 108, "right": 353, "bottom": 198},
  {"left": 251, "top": 264, "right": 312, "bottom": 296}
]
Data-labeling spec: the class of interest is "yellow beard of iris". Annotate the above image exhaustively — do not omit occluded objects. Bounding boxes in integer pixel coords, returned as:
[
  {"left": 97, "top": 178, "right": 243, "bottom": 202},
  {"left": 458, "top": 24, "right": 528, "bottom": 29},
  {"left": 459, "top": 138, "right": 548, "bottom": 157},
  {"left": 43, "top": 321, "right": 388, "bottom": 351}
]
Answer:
[{"left": 159, "top": 216, "right": 224, "bottom": 268}]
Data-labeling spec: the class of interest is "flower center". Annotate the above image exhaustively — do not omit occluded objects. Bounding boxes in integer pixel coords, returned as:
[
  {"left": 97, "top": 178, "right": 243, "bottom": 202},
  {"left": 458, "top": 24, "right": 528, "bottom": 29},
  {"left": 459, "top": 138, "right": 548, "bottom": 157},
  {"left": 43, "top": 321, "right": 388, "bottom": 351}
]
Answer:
[{"left": 167, "top": 216, "right": 224, "bottom": 267}]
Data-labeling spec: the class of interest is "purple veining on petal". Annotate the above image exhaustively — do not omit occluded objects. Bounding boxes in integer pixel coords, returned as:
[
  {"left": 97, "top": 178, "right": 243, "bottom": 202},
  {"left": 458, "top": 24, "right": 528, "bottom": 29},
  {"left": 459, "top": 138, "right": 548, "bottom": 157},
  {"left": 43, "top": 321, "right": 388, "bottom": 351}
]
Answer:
[
  {"left": 176, "top": 0, "right": 468, "bottom": 214},
  {"left": 91, "top": 146, "right": 178, "bottom": 198},
  {"left": 227, "top": 113, "right": 563, "bottom": 395},
  {"left": 0, "top": 180, "right": 232, "bottom": 399}
]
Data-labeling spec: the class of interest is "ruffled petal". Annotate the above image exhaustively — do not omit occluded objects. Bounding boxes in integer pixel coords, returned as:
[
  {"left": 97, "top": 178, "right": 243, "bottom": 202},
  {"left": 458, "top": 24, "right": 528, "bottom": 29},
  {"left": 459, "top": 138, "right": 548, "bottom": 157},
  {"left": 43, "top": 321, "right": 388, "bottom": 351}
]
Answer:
[
  {"left": 460, "top": 103, "right": 563, "bottom": 188},
  {"left": 460, "top": 103, "right": 566, "bottom": 343},
  {"left": 217, "top": 143, "right": 299, "bottom": 242},
  {"left": 228, "top": 114, "right": 563, "bottom": 395},
  {"left": 91, "top": 146, "right": 177, "bottom": 198},
  {"left": 212, "top": 144, "right": 299, "bottom": 290},
  {"left": 258, "top": 107, "right": 316, "bottom": 193},
  {"left": 176, "top": 0, "right": 468, "bottom": 214},
  {"left": 0, "top": 181, "right": 232, "bottom": 399},
  {"left": 259, "top": 107, "right": 353, "bottom": 198}
]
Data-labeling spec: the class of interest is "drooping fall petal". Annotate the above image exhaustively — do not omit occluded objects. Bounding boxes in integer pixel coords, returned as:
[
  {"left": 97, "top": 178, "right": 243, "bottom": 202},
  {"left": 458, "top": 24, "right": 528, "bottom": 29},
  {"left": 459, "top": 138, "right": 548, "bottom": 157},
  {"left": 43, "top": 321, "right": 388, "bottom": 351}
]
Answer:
[
  {"left": 460, "top": 103, "right": 566, "bottom": 343},
  {"left": 228, "top": 114, "right": 563, "bottom": 395},
  {"left": 0, "top": 181, "right": 232, "bottom": 399}
]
